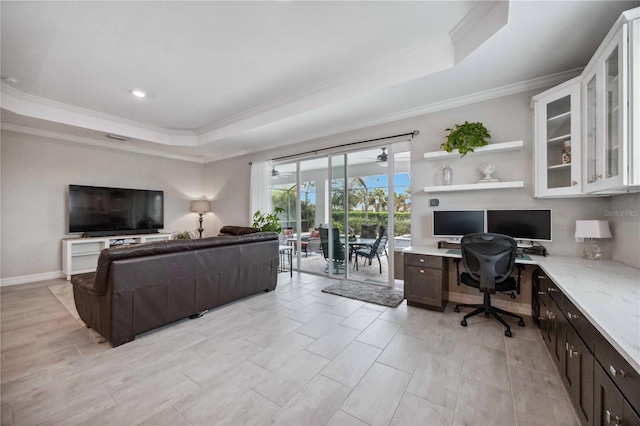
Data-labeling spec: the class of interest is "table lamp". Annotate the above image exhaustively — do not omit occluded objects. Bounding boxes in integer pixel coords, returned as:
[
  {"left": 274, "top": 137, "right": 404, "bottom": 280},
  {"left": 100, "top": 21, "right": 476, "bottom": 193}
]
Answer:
[
  {"left": 575, "top": 220, "right": 612, "bottom": 260},
  {"left": 191, "top": 200, "right": 211, "bottom": 239}
]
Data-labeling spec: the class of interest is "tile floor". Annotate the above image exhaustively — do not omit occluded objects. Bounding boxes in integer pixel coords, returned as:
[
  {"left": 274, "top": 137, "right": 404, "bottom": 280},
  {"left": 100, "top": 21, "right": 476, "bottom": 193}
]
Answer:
[{"left": 0, "top": 272, "right": 578, "bottom": 426}]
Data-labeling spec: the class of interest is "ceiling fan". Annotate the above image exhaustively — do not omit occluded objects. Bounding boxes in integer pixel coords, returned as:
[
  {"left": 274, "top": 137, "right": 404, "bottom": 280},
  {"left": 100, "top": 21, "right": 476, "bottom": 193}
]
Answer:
[
  {"left": 365, "top": 148, "right": 410, "bottom": 167},
  {"left": 271, "top": 167, "right": 292, "bottom": 179}
]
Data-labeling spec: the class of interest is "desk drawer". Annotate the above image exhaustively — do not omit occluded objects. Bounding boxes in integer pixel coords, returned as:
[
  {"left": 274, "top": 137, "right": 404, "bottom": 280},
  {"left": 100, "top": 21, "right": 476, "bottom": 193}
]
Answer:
[
  {"left": 404, "top": 253, "right": 440, "bottom": 268},
  {"left": 594, "top": 331, "right": 640, "bottom": 415},
  {"left": 562, "top": 296, "right": 596, "bottom": 352}
]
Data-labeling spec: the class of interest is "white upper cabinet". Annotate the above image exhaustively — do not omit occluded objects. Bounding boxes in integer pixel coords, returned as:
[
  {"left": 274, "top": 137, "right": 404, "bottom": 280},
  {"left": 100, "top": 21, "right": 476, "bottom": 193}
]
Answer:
[
  {"left": 533, "top": 8, "right": 639, "bottom": 197},
  {"left": 533, "top": 78, "right": 582, "bottom": 197},
  {"left": 582, "top": 20, "right": 632, "bottom": 193}
]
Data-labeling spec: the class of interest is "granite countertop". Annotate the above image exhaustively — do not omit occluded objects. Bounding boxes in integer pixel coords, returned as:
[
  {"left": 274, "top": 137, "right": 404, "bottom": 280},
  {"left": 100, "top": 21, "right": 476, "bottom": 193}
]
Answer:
[{"left": 403, "top": 246, "right": 640, "bottom": 373}]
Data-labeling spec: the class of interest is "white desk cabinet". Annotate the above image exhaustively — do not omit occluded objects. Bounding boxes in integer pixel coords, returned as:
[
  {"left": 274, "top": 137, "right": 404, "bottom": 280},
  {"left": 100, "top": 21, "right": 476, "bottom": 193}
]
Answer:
[{"left": 62, "top": 233, "right": 172, "bottom": 280}]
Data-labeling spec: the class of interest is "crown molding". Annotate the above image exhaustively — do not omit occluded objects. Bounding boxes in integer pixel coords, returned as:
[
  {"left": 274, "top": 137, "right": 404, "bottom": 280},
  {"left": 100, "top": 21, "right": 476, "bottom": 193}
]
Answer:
[
  {"left": 1, "top": 84, "right": 198, "bottom": 146},
  {"left": 238, "top": 67, "right": 584, "bottom": 160},
  {"left": 0, "top": 123, "right": 208, "bottom": 164}
]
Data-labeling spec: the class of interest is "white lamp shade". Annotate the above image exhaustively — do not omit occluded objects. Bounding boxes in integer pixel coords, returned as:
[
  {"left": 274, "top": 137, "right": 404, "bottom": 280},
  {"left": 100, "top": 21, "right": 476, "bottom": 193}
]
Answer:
[
  {"left": 190, "top": 200, "right": 211, "bottom": 213},
  {"left": 575, "top": 220, "right": 612, "bottom": 239}
]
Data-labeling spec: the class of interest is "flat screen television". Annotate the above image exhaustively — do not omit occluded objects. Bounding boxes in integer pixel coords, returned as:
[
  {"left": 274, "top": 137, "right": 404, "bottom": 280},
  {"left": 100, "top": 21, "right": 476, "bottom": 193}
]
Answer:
[
  {"left": 68, "top": 185, "right": 164, "bottom": 236},
  {"left": 433, "top": 210, "right": 485, "bottom": 242},
  {"left": 486, "top": 209, "right": 552, "bottom": 244}
]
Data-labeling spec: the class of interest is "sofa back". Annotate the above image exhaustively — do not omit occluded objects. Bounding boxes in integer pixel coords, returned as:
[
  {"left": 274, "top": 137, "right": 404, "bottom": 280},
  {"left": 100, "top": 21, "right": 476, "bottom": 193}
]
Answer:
[{"left": 87, "top": 232, "right": 278, "bottom": 296}]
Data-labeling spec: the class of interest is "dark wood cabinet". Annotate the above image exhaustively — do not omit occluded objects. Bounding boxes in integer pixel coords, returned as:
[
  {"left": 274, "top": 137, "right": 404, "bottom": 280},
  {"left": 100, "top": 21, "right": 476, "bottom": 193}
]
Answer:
[
  {"left": 535, "top": 271, "right": 639, "bottom": 426},
  {"left": 404, "top": 253, "right": 448, "bottom": 311},
  {"left": 594, "top": 362, "right": 640, "bottom": 426},
  {"left": 565, "top": 323, "right": 594, "bottom": 426}
]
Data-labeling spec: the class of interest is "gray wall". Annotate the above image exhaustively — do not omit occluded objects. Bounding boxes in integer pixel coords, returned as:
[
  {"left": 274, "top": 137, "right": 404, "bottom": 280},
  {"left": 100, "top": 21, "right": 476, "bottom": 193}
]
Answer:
[
  {"left": 1, "top": 131, "right": 210, "bottom": 281},
  {"left": 205, "top": 89, "right": 637, "bottom": 268},
  {"left": 2, "top": 87, "right": 638, "bottom": 283}
]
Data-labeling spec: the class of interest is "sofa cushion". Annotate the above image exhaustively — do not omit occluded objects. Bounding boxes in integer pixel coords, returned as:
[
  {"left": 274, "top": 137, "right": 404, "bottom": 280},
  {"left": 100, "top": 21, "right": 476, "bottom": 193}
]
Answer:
[{"left": 219, "top": 225, "right": 260, "bottom": 236}]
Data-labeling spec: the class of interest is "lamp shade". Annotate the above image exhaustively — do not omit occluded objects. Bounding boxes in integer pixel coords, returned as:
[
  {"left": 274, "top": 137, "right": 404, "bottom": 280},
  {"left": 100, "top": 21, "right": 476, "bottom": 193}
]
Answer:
[
  {"left": 575, "top": 220, "right": 612, "bottom": 239},
  {"left": 190, "top": 200, "right": 211, "bottom": 213}
]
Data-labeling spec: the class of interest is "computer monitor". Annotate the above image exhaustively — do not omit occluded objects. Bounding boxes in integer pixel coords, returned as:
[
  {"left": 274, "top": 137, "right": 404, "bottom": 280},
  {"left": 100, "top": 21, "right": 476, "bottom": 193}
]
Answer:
[
  {"left": 486, "top": 209, "right": 552, "bottom": 245},
  {"left": 433, "top": 210, "right": 485, "bottom": 242}
]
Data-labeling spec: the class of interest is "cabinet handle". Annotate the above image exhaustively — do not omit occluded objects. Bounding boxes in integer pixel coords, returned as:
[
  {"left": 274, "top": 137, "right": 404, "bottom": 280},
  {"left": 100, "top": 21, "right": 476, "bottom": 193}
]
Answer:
[
  {"left": 569, "top": 347, "right": 579, "bottom": 358},
  {"left": 538, "top": 291, "right": 546, "bottom": 295},
  {"left": 609, "top": 365, "right": 626, "bottom": 378},
  {"left": 419, "top": 269, "right": 425, "bottom": 274},
  {"left": 548, "top": 288, "right": 558, "bottom": 293},
  {"left": 419, "top": 258, "right": 425, "bottom": 263},
  {"left": 606, "top": 410, "right": 623, "bottom": 426},
  {"left": 567, "top": 311, "right": 579, "bottom": 320},
  {"left": 538, "top": 275, "right": 547, "bottom": 280},
  {"left": 538, "top": 316, "right": 545, "bottom": 321}
]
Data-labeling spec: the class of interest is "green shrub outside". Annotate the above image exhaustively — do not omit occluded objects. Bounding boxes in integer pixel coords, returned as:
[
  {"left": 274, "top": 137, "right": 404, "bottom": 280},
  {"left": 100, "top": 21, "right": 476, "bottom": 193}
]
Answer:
[{"left": 330, "top": 211, "right": 410, "bottom": 236}]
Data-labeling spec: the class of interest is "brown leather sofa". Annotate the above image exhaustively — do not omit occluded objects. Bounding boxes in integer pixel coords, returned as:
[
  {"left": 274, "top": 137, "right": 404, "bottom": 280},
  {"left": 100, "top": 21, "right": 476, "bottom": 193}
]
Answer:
[{"left": 71, "top": 231, "right": 279, "bottom": 346}]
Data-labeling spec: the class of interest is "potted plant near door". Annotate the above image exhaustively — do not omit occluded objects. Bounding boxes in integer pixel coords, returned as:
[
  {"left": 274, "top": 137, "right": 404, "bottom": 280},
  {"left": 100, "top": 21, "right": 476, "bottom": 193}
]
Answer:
[{"left": 252, "top": 207, "right": 285, "bottom": 233}]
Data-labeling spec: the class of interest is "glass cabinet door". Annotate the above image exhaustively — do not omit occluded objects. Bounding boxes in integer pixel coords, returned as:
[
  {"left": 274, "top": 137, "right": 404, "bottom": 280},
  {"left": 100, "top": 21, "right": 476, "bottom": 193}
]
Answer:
[
  {"left": 533, "top": 78, "right": 582, "bottom": 197},
  {"left": 605, "top": 46, "right": 620, "bottom": 180},
  {"left": 585, "top": 74, "right": 598, "bottom": 184},
  {"left": 583, "top": 25, "right": 627, "bottom": 192}
]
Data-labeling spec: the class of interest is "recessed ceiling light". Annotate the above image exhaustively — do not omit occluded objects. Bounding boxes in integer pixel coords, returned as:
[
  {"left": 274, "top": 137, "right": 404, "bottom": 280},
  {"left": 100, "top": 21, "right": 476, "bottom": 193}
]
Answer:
[
  {"left": 1, "top": 76, "right": 20, "bottom": 85},
  {"left": 130, "top": 89, "right": 146, "bottom": 98}
]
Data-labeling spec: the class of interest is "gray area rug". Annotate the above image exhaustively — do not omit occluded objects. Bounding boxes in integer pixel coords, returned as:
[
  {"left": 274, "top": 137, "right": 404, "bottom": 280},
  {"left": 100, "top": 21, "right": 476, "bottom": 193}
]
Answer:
[
  {"left": 49, "top": 283, "right": 107, "bottom": 343},
  {"left": 322, "top": 280, "right": 404, "bottom": 307}
]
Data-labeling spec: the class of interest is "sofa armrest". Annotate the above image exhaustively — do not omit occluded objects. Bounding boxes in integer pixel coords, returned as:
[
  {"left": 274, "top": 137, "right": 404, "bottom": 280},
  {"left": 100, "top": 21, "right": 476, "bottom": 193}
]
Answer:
[{"left": 70, "top": 272, "right": 103, "bottom": 296}]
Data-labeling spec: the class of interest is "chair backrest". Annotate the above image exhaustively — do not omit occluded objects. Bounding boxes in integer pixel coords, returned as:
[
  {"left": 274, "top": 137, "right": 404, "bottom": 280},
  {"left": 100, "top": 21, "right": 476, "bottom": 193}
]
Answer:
[
  {"left": 319, "top": 227, "right": 345, "bottom": 261},
  {"left": 370, "top": 233, "right": 388, "bottom": 255},
  {"left": 360, "top": 224, "right": 377, "bottom": 239},
  {"left": 461, "top": 233, "right": 517, "bottom": 293}
]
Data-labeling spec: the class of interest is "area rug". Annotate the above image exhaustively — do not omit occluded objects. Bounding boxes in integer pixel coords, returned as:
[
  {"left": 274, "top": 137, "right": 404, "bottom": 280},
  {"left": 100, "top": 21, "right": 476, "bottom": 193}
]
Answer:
[
  {"left": 321, "top": 280, "right": 404, "bottom": 307},
  {"left": 49, "top": 283, "right": 107, "bottom": 343}
]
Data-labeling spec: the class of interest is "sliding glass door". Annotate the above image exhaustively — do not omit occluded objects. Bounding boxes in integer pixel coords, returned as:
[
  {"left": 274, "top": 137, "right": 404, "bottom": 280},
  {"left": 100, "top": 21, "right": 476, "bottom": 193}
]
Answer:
[{"left": 270, "top": 143, "right": 410, "bottom": 287}]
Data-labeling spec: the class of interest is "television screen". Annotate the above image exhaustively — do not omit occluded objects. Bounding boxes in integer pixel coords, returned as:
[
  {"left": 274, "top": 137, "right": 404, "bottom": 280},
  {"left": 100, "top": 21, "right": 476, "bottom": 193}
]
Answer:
[
  {"left": 69, "top": 185, "right": 164, "bottom": 236},
  {"left": 486, "top": 209, "right": 552, "bottom": 242},
  {"left": 433, "top": 210, "right": 485, "bottom": 240}
]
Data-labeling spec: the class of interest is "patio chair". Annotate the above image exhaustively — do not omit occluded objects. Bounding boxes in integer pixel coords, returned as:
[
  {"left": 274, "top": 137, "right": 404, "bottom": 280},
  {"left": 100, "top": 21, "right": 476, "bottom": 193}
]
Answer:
[
  {"left": 319, "top": 227, "right": 346, "bottom": 273},
  {"left": 353, "top": 230, "right": 389, "bottom": 274}
]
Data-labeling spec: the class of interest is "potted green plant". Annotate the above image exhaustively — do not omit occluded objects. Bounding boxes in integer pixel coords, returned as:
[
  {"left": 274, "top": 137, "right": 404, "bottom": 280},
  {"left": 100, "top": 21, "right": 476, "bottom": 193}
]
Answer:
[
  {"left": 252, "top": 207, "right": 285, "bottom": 233},
  {"left": 172, "top": 230, "right": 195, "bottom": 240},
  {"left": 441, "top": 121, "right": 491, "bottom": 157}
]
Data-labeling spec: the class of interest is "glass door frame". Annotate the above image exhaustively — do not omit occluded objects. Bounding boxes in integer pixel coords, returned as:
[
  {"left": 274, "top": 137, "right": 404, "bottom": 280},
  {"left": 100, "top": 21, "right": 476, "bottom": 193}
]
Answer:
[{"left": 281, "top": 142, "right": 401, "bottom": 288}]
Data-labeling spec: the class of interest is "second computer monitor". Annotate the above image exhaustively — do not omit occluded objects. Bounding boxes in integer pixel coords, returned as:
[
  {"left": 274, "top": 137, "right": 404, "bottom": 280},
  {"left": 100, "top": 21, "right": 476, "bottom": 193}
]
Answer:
[{"left": 486, "top": 209, "right": 552, "bottom": 243}]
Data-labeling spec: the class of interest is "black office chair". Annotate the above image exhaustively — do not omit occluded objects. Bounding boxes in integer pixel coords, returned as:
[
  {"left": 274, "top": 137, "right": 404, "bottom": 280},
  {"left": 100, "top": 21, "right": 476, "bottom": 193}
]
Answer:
[
  {"left": 319, "top": 227, "right": 346, "bottom": 273},
  {"left": 454, "top": 233, "right": 525, "bottom": 337}
]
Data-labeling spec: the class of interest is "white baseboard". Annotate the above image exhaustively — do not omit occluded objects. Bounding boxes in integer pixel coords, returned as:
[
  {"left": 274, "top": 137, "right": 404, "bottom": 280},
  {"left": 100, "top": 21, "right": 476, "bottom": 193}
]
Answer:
[
  {"left": 447, "top": 291, "right": 531, "bottom": 316},
  {"left": 0, "top": 271, "right": 65, "bottom": 287}
]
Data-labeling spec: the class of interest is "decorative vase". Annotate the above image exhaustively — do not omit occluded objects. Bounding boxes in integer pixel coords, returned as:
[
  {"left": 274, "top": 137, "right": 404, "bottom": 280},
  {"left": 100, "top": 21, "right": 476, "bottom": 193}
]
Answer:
[{"left": 442, "top": 164, "right": 453, "bottom": 185}]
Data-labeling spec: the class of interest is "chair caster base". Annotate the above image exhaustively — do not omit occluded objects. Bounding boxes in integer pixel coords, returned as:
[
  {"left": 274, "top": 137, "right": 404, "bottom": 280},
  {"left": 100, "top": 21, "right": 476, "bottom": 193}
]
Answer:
[
  {"left": 454, "top": 307, "right": 460, "bottom": 313},
  {"left": 518, "top": 319, "right": 525, "bottom": 327},
  {"left": 504, "top": 330, "right": 512, "bottom": 337},
  {"left": 461, "top": 320, "right": 467, "bottom": 327}
]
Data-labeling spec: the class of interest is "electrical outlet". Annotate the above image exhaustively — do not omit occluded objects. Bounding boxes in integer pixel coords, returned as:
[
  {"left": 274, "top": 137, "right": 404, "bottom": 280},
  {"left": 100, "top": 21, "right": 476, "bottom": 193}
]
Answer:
[{"left": 429, "top": 199, "right": 439, "bottom": 207}]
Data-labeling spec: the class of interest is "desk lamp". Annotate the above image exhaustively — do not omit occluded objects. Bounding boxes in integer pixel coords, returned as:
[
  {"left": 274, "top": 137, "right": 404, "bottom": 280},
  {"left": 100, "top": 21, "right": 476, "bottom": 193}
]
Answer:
[
  {"left": 575, "top": 220, "right": 612, "bottom": 260},
  {"left": 191, "top": 200, "right": 211, "bottom": 239}
]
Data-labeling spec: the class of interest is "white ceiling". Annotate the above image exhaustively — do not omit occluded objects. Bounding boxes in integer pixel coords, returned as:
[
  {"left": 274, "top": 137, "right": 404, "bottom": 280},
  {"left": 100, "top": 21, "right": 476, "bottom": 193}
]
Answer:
[{"left": 1, "top": 1, "right": 637, "bottom": 163}]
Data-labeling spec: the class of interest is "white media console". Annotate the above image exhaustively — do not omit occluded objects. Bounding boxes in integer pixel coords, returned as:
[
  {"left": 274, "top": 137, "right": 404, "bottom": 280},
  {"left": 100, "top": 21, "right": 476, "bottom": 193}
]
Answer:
[{"left": 62, "top": 233, "right": 172, "bottom": 280}]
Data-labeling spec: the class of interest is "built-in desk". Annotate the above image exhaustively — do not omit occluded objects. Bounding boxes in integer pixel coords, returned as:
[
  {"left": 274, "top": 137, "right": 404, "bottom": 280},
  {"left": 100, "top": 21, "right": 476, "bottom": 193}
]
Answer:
[{"left": 403, "top": 245, "right": 640, "bottom": 424}]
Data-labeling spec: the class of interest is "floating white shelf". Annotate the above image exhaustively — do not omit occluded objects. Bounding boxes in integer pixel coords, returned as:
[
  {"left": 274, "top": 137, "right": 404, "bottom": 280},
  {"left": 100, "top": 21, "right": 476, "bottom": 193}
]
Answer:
[
  {"left": 423, "top": 140, "right": 523, "bottom": 160},
  {"left": 423, "top": 181, "right": 524, "bottom": 193}
]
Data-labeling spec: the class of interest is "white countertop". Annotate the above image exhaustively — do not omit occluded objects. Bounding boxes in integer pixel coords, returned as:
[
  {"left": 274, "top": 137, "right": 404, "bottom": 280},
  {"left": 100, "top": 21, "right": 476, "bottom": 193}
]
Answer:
[{"left": 403, "top": 246, "right": 640, "bottom": 373}]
